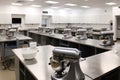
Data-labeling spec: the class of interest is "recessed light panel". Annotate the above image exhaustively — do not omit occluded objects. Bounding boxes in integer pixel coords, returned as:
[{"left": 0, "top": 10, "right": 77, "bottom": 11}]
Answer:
[
  {"left": 25, "top": 0, "right": 34, "bottom": 1},
  {"left": 81, "top": 6, "right": 90, "bottom": 8},
  {"left": 106, "top": 2, "right": 117, "bottom": 5},
  {"left": 45, "top": 1, "right": 59, "bottom": 4},
  {"left": 65, "top": 3, "right": 77, "bottom": 6},
  {"left": 64, "top": 8, "right": 71, "bottom": 10},
  {"left": 31, "top": 5, "right": 42, "bottom": 7},
  {"left": 51, "top": 7, "right": 59, "bottom": 9},
  {"left": 11, "top": 3, "right": 23, "bottom": 6}
]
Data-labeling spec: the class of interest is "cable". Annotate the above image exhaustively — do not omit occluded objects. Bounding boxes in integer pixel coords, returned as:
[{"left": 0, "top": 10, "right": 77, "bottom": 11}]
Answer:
[{"left": 84, "top": 73, "right": 94, "bottom": 80}]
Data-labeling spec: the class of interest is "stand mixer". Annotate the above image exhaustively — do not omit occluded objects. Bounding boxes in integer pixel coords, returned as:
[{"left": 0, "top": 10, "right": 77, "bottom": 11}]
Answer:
[
  {"left": 75, "top": 29, "right": 87, "bottom": 40},
  {"left": 38, "top": 27, "right": 49, "bottom": 33},
  {"left": 49, "top": 47, "right": 85, "bottom": 80},
  {"left": 100, "top": 31, "right": 114, "bottom": 46},
  {"left": 62, "top": 29, "right": 72, "bottom": 39},
  {"left": 48, "top": 27, "right": 55, "bottom": 35},
  {"left": 6, "top": 28, "right": 18, "bottom": 39}
]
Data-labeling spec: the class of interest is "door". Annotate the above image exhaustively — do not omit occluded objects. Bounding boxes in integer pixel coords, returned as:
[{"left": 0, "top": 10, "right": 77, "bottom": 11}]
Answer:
[
  {"left": 41, "top": 15, "right": 51, "bottom": 27},
  {"left": 116, "top": 16, "right": 120, "bottom": 39}
]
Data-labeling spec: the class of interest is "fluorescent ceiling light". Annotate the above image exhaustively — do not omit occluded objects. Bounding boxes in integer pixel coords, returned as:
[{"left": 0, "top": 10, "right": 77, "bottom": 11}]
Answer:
[
  {"left": 81, "top": 6, "right": 90, "bottom": 8},
  {"left": 21, "top": 0, "right": 34, "bottom": 1},
  {"left": 25, "top": 0, "right": 34, "bottom": 1},
  {"left": 31, "top": 5, "right": 42, "bottom": 7},
  {"left": 45, "top": 1, "right": 59, "bottom": 4},
  {"left": 51, "top": 7, "right": 59, "bottom": 9},
  {"left": 11, "top": 3, "right": 23, "bottom": 6},
  {"left": 106, "top": 2, "right": 117, "bottom": 5},
  {"left": 64, "top": 8, "right": 71, "bottom": 10},
  {"left": 65, "top": 3, "right": 77, "bottom": 6}
]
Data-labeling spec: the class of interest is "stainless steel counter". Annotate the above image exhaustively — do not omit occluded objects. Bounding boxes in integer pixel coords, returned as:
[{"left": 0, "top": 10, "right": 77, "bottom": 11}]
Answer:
[
  {"left": 0, "top": 34, "right": 32, "bottom": 69},
  {"left": 81, "top": 50, "right": 120, "bottom": 79},
  {"left": 0, "top": 34, "right": 32, "bottom": 42},
  {"left": 13, "top": 46, "right": 93, "bottom": 80},
  {"left": 13, "top": 45, "right": 120, "bottom": 80},
  {"left": 29, "top": 31, "right": 119, "bottom": 50}
]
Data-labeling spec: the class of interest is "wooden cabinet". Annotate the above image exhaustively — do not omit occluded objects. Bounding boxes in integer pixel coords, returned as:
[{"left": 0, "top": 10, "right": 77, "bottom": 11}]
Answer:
[
  {"left": 28, "top": 32, "right": 110, "bottom": 58},
  {"left": 46, "top": 37, "right": 59, "bottom": 46},
  {"left": 29, "top": 32, "right": 38, "bottom": 42},
  {"left": 19, "top": 61, "right": 36, "bottom": 80}
]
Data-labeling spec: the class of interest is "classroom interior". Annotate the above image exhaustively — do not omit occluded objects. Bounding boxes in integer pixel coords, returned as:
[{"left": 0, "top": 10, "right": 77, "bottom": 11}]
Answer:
[{"left": 0, "top": 0, "right": 120, "bottom": 80}]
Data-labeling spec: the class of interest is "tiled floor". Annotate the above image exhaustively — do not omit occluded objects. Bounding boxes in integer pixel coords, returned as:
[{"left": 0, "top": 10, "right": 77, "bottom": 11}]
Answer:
[
  {"left": 0, "top": 60, "right": 15, "bottom": 80},
  {"left": 0, "top": 69, "right": 15, "bottom": 80}
]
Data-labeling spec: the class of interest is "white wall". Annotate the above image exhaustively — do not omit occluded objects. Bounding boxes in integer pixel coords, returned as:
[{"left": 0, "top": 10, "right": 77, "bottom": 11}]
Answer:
[
  {"left": 0, "top": 5, "right": 42, "bottom": 29},
  {"left": 43, "top": 8, "right": 112, "bottom": 30},
  {"left": 0, "top": 5, "right": 113, "bottom": 30},
  {"left": 0, "top": 5, "right": 41, "bottom": 14},
  {"left": 44, "top": 8, "right": 112, "bottom": 24}
]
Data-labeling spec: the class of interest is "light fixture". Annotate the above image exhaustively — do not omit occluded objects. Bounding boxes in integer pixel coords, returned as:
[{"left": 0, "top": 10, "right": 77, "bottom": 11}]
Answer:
[
  {"left": 16, "top": 0, "right": 34, "bottom": 2},
  {"left": 65, "top": 3, "right": 77, "bottom": 6},
  {"left": 11, "top": 3, "right": 23, "bottom": 6},
  {"left": 81, "top": 6, "right": 90, "bottom": 8},
  {"left": 106, "top": 2, "right": 117, "bottom": 5},
  {"left": 64, "top": 8, "right": 71, "bottom": 10},
  {"left": 45, "top": 1, "right": 59, "bottom": 4},
  {"left": 51, "top": 7, "right": 59, "bottom": 9},
  {"left": 31, "top": 5, "right": 42, "bottom": 7},
  {"left": 25, "top": 0, "right": 34, "bottom": 1}
]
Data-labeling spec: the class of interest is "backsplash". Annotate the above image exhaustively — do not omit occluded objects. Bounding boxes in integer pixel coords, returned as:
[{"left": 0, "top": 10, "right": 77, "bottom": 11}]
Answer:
[
  {"left": 22, "top": 24, "right": 39, "bottom": 30},
  {"left": 0, "top": 23, "right": 111, "bottom": 30},
  {"left": 0, "top": 24, "right": 39, "bottom": 30},
  {"left": 0, "top": 24, "right": 12, "bottom": 29},
  {"left": 50, "top": 23, "right": 111, "bottom": 30}
]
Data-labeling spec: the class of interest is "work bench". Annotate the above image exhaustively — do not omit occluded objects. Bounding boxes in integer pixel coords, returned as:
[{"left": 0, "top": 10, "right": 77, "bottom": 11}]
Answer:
[
  {"left": 0, "top": 34, "right": 32, "bottom": 69},
  {"left": 28, "top": 31, "right": 119, "bottom": 58},
  {"left": 12, "top": 31, "right": 120, "bottom": 80},
  {"left": 13, "top": 45, "right": 120, "bottom": 80}
]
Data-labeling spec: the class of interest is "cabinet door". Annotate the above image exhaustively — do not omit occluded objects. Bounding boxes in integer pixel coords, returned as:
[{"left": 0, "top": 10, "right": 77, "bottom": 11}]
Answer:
[
  {"left": 0, "top": 14, "right": 11, "bottom": 24},
  {"left": 25, "top": 14, "right": 41, "bottom": 24}
]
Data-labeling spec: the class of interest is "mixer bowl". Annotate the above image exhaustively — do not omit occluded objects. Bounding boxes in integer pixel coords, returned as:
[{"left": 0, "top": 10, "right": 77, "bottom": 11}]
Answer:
[{"left": 22, "top": 48, "right": 37, "bottom": 60}]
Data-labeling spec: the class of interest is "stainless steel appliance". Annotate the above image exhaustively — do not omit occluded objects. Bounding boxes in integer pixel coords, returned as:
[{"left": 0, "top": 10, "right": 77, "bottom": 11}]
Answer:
[
  {"left": 49, "top": 47, "right": 85, "bottom": 80},
  {"left": 100, "top": 31, "right": 114, "bottom": 46}
]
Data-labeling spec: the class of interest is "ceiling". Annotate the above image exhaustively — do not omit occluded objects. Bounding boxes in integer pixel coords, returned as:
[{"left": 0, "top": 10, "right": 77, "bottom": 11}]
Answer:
[{"left": 0, "top": 0, "right": 120, "bottom": 9}]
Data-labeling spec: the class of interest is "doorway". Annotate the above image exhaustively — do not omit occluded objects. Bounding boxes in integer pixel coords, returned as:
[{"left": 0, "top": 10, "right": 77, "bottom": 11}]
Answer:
[
  {"left": 41, "top": 15, "right": 51, "bottom": 27},
  {"left": 116, "top": 16, "right": 120, "bottom": 39}
]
